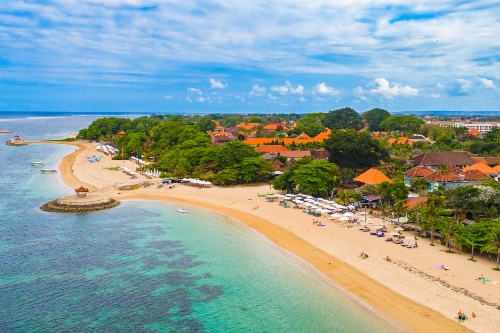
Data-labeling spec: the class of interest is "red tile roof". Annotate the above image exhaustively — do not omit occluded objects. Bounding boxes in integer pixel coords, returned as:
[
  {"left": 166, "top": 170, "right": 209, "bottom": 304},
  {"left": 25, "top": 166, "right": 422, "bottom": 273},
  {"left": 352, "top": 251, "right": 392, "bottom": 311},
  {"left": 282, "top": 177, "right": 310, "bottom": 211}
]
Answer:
[
  {"left": 404, "top": 166, "right": 434, "bottom": 177},
  {"left": 255, "top": 145, "right": 290, "bottom": 153},
  {"left": 462, "top": 169, "right": 490, "bottom": 181},
  {"left": 425, "top": 171, "right": 462, "bottom": 182}
]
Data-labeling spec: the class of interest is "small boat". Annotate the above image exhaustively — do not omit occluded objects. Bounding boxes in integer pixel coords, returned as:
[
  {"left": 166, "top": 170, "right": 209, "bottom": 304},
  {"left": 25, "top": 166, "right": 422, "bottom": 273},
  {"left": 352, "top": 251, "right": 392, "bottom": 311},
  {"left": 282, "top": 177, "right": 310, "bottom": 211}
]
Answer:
[
  {"left": 0, "top": 128, "right": 12, "bottom": 133},
  {"left": 40, "top": 169, "right": 58, "bottom": 174},
  {"left": 30, "top": 168, "right": 33, "bottom": 171},
  {"left": 177, "top": 209, "right": 187, "bottom": 213},
  {"left": 31, "top": 162, "right": 44, "bottom": 166}
]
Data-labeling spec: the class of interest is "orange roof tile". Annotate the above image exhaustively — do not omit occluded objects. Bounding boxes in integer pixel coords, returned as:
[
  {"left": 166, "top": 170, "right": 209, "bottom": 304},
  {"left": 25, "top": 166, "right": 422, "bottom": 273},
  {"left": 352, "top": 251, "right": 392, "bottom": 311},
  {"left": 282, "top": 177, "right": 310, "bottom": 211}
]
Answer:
[
  {"left": 353, "top": 168, "right": 392, "bottom": 184},
  {"left": 467, "top": 129, "right": 480, "bottom": 136},
  {"left": 405, "top": 197, "right": 428, "bottom": 208},
  {"left": 236, "top": 122, "right": 260, "bottom": 130},
  {"left": 404, "top": 166, "right": 434, "bottom": 178},
  {"left": 255, "top": 145, "right": 290, "bottom": 153},
  {"left": 493, "top": 165, "right": 500, "bottom": 173},
  {"left": 264, "top": 123, "right": 288, "bottom": 131},
  {"left": 463, "top": 162, "right": 496, "bottom": 174},
  {"left": 297, "top": 132, "right": 310, "bottom": 139},
  {"left": 117, "top": 130, "right": 125, "bottom": 135},
  {"left": 387, "top": 138, "right": 397, "bottom": 145}
]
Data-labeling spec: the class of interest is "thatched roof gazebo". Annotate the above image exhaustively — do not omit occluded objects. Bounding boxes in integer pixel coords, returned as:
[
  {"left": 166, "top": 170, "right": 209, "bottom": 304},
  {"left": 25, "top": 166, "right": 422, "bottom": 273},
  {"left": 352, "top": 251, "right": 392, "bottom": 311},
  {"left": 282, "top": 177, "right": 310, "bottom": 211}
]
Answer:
[{"left": 75, "top": 186, "right": 89, "bottom": 197}]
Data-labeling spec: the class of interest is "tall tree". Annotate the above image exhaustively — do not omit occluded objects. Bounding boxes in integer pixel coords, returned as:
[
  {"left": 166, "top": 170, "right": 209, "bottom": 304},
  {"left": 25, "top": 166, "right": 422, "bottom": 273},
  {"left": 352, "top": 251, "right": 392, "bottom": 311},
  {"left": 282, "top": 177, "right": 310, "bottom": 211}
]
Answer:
[
  {"left": 482, "top": 226, "right": 500, "bottom": 270},
  {"left": 458, "top": 222, "right": 492, "bottom": 261},
  {"left": 362, "top": 108, "right": 391, "bottom": 131},
  {"left": 321, "top": 107, "right": 363, "bottom": 130},
  {"left": 376, "top": 181, "right": 395, "bottom": 227},
  {"left": 421, "top": 197, "right": 444, "bottom": 246},
  {"left": 324, "top": 129, "right": 389, "bottom": 169},
  {"left": 291, "top": 160, "right": 340, "bottom": 196},
  {"left": 438, "top": 218, "right": 462, "bottom": 252},
  {"left": 379, "top": 115, "right": 424, "bottom": 134}
]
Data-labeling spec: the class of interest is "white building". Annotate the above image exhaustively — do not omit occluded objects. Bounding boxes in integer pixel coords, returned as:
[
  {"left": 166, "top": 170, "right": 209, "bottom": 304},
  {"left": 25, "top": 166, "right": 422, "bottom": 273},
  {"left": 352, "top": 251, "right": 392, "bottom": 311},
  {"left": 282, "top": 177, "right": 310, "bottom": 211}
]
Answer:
[{"left": 430, "top": 121, "right": 500, "bottom": 134}]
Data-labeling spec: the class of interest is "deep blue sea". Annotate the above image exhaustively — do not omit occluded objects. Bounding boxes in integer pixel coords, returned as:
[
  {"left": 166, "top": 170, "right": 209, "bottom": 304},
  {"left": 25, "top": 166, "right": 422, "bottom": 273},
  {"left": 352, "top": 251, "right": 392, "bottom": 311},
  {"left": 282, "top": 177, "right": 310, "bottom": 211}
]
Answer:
[{"left": 0, "top": 114, "right": 399, "bottom": 332}]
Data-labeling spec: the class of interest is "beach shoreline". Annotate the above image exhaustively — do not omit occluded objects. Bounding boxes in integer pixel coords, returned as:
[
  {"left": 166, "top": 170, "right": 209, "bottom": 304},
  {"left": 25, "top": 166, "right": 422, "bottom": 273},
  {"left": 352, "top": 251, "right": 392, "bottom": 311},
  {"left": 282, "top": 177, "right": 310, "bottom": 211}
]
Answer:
[{"left": 54, "top": 141, "right": 500, "bottom": 333}]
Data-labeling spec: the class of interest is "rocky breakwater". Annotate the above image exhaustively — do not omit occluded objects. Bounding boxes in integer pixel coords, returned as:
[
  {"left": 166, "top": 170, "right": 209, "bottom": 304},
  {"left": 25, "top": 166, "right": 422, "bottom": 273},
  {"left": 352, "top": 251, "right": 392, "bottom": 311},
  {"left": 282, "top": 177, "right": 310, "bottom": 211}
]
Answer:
[{"left": 41, "top": 195, "right": 120, "bottom": 213}]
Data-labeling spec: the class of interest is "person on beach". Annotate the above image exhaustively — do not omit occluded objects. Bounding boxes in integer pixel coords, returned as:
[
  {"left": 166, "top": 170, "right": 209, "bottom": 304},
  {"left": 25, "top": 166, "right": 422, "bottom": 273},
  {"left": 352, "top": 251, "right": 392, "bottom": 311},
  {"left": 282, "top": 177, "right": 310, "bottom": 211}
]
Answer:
[
  {"left": 384, "top": 255, "right": 391, "bottom": 262},
  {"left": 478, "top": 274, "right": 484, "bottom": 280},
  {"left": 359, "top": 252, "right": 364, "bottom": 258},
  {"left": 472, "top": 312, "right": 476, "bottom": 318}
]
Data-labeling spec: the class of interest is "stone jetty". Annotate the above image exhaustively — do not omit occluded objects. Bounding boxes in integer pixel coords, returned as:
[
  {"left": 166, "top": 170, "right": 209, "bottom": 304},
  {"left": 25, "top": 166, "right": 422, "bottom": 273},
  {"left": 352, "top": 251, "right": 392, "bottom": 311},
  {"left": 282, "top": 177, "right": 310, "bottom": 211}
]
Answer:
[{"left": 41, "top": 195, "right": 120, "bottom": 213}]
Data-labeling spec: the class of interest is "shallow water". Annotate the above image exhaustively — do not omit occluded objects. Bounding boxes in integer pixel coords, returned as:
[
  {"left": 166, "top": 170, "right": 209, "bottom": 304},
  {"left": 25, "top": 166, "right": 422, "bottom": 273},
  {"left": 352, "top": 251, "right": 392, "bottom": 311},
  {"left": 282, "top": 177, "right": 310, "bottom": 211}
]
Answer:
[{"left": 0, "top": 115, "right": 399, "bottom": 332}]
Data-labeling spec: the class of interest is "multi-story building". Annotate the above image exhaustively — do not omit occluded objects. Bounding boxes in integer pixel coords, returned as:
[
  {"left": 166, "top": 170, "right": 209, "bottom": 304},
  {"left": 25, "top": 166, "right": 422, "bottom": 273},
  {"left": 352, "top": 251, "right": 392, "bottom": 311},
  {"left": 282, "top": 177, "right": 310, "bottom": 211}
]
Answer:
[{"left": 430, "top": 120, "right": 500, "bottom": 133}]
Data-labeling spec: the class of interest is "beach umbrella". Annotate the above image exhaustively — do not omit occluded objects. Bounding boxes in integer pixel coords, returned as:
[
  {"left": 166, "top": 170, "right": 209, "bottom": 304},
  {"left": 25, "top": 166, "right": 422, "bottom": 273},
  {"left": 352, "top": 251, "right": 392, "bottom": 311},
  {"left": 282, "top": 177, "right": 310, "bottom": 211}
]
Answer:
[
  {"left": 339, "top": 217, "right": 350, "bottom": 221},
  {"left": 332, "top": 213, "right": 342, "bottom": 218},
  {"left": 395, "top": 227, "right": 404, "bottom": 231},
  {"left": 343, "top": 212, "right": 353, "bottom": 217}
]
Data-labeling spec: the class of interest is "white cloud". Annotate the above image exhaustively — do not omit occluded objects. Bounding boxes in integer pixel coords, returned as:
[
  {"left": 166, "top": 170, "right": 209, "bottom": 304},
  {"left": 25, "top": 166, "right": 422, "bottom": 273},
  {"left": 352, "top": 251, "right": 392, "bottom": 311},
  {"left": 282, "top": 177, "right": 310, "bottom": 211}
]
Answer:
[
  {"left": 186, "top": 97, "right": 192, "bottom": 103},
  {"left": 163, "top": 95, "right": 172, "bottom": 99},
  {"left": 367, "top": 78, "right": 418, "bottom": 99},
  {"left": 313, "top": 82, "right": 339, "bottom": 96},
  {"left": 210, "top": 78, "right": 228, "bottom": 89},
  {"left": 479, "top": 77, "right": 497, "bottom": 89},
  {"left": 235, "top": 95, "right": 245, "bottom": 102},
  {"left": 443, "top": 79, "right": 472, "bottom": 96},
  {"left": 268, "top": 94, "right": 277, "bottom": 100},
  {"left": 249, "top": 85, "right": 266, "bottom": 96},
  {"left": 271, "top": 84, "right": 289, "bottom": 94},
  {"left": 188, "top": 88, "right": 202, "bottom": 95},
  {"left": 271, "top": 81, "right": 304, "bottom": 95},
  {"left": 197, "top": 97, "right": 205, "bottom": 102},
  {"left": 299, "top": 96, "right": 306, "bottom": 102},
  {"left": 430, "top": 93, "right": 440, "bottom": 98}
]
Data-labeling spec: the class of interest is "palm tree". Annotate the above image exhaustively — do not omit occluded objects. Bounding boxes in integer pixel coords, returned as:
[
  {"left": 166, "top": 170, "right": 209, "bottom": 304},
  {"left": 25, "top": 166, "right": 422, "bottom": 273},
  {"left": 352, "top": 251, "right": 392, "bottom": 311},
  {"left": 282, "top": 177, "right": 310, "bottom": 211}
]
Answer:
[
  {"left": 423, "top": 198, "right": 441, "bottom": 246},
  {"left": 440, "top": 218, "right": 461, "bottom": 252},
  {"left": 336, "top": 189, "right": 353, "bottom": 206},
  {"left": 482, "top": 226, "right": 500, "bottom": 270},
  {"left": 392, "top": 199, "right": 407, "bottom": 226}
]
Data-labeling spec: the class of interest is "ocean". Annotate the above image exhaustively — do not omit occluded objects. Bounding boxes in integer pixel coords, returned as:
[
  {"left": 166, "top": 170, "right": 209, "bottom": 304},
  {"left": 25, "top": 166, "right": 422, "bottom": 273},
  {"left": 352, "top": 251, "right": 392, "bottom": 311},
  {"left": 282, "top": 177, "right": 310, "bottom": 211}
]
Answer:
[{"left": 0, "top": 114, "right": 399, "bottom": 332}]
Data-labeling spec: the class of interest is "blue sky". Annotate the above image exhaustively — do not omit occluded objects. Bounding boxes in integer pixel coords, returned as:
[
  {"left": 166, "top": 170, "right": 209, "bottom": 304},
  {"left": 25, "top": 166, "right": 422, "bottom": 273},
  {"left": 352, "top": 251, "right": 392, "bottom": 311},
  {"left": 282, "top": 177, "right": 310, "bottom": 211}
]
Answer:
[{"left": 1, "top": 0, "right": 500, "bottom": 113}]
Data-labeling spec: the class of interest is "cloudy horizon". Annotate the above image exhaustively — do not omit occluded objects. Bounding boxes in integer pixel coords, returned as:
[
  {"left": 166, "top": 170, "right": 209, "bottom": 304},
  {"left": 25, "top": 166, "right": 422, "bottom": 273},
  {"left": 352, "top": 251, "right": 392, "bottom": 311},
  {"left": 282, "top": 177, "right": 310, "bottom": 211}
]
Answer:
[{"left": 1, "top": 1, "right": 500, "bottom": 113}]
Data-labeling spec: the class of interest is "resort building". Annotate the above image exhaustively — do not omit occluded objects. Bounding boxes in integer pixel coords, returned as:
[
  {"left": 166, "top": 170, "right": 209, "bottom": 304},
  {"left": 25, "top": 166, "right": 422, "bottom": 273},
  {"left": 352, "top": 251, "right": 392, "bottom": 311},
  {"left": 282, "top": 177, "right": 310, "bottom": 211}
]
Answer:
[
  {"left": 408, "top": 152, "right": 474, "bottom": 169},
  {"left": 430, "top": 120, "right": 500, "bottom": 133},
  {"left": 404, "top": 165, "right": 492, "bottom": 191}
]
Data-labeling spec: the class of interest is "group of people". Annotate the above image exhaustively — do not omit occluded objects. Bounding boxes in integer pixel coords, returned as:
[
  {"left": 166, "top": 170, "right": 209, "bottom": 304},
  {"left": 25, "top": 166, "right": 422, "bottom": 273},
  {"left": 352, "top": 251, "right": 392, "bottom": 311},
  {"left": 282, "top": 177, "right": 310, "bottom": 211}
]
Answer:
[
  {"left": 458, "top": 310, "right": 476, "bottom": 322},
  {"left": 359, "top": 252, "right": 369, "bottom": 259}
]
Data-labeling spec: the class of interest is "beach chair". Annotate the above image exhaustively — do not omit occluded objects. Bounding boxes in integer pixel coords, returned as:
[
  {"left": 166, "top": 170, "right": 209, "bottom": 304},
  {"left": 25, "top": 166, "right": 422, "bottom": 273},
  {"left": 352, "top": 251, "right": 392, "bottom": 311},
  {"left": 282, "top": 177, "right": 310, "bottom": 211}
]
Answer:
[
  {"left": 385, "top": 237, "right": 393, "bottom": 242},
  {"left": 377, "top": 232, "right": 385, "bottom": 237}
]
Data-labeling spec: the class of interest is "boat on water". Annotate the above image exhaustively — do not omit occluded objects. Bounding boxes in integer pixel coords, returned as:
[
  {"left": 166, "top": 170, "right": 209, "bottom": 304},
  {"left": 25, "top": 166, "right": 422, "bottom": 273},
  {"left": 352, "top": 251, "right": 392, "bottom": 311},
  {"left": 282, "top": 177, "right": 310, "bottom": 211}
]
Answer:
[
  {"left": 177, "top": 209, "right": 187, "bottom": 213},
  {"left": 40, "top": 169, "right": 58, "bottom": 174},
  {"left": 0, "top": 128, "right": 12, "bottom": 133},
  {"left": 31, "top": 162, "right": 44, "bottom": 166}
]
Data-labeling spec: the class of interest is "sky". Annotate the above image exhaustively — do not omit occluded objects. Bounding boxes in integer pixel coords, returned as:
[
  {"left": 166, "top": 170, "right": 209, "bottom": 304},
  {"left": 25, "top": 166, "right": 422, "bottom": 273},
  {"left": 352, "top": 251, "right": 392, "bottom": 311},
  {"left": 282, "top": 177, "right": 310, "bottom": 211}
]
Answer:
[{"left": 1, "top": 0, "right": 500, "bottom": 113}]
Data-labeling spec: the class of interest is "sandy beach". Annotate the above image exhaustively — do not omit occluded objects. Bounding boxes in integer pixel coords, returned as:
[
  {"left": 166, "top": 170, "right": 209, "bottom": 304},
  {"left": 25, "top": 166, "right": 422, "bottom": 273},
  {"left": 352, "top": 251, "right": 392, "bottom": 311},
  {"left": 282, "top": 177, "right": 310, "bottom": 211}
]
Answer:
[{"left": 56, "top": 141, "right": 500, "bottom": 333}]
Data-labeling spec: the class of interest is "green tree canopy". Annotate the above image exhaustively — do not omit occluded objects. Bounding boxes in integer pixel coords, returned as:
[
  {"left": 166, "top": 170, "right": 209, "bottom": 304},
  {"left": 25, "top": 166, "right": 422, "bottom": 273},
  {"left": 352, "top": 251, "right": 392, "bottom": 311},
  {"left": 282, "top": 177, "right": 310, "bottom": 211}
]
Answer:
[
  {"left": 324, "top": 129, "right": 390, "bottom": 169},
  {"left": 321, "top": 107, "right": 363, "bottom": 131},
  {"left": 379, "top": 115, "right": 424, "bottom": 134},
  {"left": 362, "top": 108, "right": 391, "bottom": 131},
  {"left": 288, "top": 112, "right": 325, "bottom": 137},
  {"left": 291, "top": 160, "right": 340, "bottom": 196}
]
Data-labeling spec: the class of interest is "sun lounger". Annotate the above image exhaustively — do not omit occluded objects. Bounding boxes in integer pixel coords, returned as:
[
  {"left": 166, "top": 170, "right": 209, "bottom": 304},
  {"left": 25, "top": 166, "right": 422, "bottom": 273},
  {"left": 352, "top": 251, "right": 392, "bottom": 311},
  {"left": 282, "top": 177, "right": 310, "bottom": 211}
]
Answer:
[
  {"left": 377, "top": 232, "right": 385, "bottom": 237},
  {"left": 492, "top": 281, "right": 498, "bottom": 285},
  {"left": 385, "top": 237, "right": 393, "bottom": 242}
]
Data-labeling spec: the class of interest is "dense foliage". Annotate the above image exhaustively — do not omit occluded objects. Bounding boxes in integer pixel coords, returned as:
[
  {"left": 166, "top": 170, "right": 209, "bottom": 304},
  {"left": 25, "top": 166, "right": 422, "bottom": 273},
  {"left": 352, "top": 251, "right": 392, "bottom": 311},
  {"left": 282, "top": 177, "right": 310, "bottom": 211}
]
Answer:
[
  {"left": 324, "top": 129, "right": 390, "bottom": 169},
  {"left": 322, "top": 107, "right": 363, "bottom": 131},
  {"left": 362, "top": 108, "right": 390, "bottom": 131},
  {"left": 272, "top": 158, "right": 340, "bottom": 196}
]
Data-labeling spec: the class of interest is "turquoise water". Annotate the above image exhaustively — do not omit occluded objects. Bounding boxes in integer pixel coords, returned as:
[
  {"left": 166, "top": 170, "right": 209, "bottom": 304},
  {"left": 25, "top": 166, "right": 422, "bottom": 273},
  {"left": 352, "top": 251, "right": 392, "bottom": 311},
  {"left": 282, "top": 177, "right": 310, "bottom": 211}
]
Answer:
[{"left": 0, "top": 116, "right": 399, "bottom": 332}]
